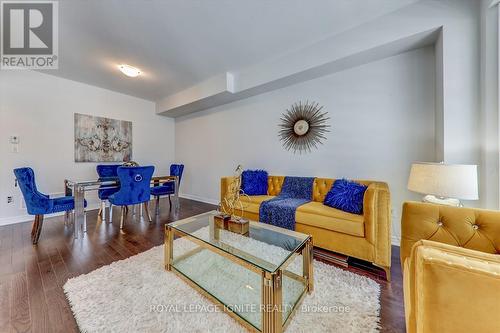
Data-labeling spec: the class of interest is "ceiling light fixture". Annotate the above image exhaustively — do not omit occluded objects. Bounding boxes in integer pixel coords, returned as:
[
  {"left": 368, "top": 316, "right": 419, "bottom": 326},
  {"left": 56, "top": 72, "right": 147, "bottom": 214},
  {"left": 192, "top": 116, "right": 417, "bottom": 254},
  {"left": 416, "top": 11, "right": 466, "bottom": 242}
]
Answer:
[{"left": 118, "top": 64, "right": 141, "bottom": 77}]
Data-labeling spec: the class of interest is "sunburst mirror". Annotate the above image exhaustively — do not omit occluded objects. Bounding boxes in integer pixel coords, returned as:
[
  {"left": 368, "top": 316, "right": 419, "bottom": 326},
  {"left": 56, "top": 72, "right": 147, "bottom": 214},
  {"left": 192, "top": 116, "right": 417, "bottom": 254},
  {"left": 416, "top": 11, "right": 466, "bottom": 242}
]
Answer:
[{"left": 278, "top": 101, "right": 330, "bottom": 154}]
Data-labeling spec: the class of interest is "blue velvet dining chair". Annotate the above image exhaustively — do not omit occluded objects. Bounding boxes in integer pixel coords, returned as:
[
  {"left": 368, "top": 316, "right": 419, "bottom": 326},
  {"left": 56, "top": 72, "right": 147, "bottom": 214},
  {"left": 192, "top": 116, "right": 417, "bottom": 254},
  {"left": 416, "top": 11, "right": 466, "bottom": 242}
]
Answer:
[
  {"left": 14, "top": 167, "right": 87, "bottom": 244},
  {"left": 108, "top": 166, "right": 154, "bottom": 229},
  {"left": 150, "top": 164, "right": 184, "bottom": 213},
  {"left": 96, "top": 164, "right": 121, "bottom": 222}
]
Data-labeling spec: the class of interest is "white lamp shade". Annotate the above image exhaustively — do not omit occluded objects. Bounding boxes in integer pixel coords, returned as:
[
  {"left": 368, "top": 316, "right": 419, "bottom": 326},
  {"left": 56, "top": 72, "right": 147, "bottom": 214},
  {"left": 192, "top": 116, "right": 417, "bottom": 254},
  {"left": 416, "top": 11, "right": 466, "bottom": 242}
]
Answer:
[{"left": 407, "top": 163, "right": 478, "bottom": 200}]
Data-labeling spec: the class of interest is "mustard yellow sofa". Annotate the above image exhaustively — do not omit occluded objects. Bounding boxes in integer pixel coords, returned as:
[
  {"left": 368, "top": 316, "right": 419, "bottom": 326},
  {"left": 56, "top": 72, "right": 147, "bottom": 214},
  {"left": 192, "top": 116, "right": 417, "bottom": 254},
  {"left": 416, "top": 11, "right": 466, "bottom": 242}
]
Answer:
[
  {"left": 401, "top": 202, "right": 500, "bottom": 333},
  {"left": 221, "top": 176, "right": 392, "bottom": 279}
]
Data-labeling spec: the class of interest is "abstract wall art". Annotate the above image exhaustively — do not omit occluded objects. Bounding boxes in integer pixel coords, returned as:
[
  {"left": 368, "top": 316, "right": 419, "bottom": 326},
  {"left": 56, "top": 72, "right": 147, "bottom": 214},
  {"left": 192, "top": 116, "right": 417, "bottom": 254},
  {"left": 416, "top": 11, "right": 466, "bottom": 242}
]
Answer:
[
  {"left": 74, "top": 113, "right": 132, "bottom": 162},
  {"left": 278, "top": 101, "right": 330, "bottom": 154}
]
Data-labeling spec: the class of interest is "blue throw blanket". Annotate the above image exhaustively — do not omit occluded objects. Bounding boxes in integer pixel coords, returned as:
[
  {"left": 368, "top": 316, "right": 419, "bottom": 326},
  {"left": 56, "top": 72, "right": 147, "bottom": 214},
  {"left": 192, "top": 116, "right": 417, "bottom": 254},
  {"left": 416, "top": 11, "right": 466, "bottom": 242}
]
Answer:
[{"left": 259, "top": 176, "right": 315, "bottom": 230}]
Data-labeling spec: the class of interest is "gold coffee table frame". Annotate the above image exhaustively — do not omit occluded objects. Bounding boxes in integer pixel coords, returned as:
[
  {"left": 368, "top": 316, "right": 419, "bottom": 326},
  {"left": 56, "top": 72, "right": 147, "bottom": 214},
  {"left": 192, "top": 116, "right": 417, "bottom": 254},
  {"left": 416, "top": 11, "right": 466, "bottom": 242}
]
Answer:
[{"left": 164, "top": 212, "right": 313, "bottom": 333}]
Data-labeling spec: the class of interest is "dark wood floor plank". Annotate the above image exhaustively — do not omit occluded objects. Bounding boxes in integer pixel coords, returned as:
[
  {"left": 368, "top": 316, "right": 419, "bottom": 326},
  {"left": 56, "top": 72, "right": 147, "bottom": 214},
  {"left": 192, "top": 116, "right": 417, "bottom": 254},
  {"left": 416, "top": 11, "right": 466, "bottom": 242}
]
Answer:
[
  {"left": 25, "top": 256, "right": 49, "bottom": 333},
  {"left": 0, "top": 198, "right": 405, "bottom": 332},
  {"left": 11, "top": 222, "right": 27, "bottom": 276},
  {"left": 0, "top": 274, "right": 13, "bottom": 332},
  {"left": 0, "top": 225, "right": 14, "bottom": 277},
  {"left": 9, "top": 272, "right": 31, "bottom": 333},
  {"left": 34, "top": 223, "right": 77, "bottom": 333}
]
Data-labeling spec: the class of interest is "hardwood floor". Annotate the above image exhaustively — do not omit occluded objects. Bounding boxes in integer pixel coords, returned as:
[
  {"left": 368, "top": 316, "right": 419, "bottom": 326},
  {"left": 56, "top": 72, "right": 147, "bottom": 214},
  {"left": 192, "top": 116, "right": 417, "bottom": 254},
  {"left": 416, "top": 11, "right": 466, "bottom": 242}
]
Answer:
[{"left": 0, "top": 198, "right": 405, "bottom": 332}]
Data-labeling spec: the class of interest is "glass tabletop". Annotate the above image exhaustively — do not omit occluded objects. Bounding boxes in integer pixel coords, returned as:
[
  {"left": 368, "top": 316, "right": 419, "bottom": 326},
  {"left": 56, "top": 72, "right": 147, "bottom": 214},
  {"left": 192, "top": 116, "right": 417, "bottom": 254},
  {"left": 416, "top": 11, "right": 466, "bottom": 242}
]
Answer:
[{"left": 169, "top": 211, "right": 310, "bottom": 273}]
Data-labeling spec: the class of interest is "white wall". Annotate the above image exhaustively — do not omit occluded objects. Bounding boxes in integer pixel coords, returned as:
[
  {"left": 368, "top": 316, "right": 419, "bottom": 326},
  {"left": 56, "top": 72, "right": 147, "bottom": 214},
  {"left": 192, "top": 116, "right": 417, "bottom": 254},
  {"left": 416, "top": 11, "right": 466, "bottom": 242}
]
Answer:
[
  {"left": 175, "top": 47, "right": 436, "bottom": 242},
  {"left": 0, "top": 70, "right": 175, "bottom": 224},
  {"left": 479, "top": 0, "right": 499, "bottom": 209}
]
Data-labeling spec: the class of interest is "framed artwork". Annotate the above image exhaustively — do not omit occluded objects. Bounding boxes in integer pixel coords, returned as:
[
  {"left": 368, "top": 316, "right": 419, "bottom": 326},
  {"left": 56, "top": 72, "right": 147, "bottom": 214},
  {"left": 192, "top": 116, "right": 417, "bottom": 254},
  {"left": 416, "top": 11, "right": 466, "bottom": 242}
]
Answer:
[{"left": 74, "top": 113, "right": 132, "bottom": 162}]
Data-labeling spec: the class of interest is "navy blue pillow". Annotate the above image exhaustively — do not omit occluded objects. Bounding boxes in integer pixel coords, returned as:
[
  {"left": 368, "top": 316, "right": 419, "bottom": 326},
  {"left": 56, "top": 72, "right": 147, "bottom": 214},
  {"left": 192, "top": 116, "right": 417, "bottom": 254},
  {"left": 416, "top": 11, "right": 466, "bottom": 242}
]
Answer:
[
  {"left": 241, "top": 170, "right": 268, "bottom": 195},
  {"left": 323, "top": 179, "right": 368, "bottom": 215}
]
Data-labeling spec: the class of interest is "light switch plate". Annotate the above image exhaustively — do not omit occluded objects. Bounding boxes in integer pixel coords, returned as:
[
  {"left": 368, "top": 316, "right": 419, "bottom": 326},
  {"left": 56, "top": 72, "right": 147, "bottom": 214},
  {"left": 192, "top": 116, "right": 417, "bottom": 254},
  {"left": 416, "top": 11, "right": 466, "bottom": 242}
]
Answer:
[{"left": 10, "top": 136, "right": 19, "bottom": 153}]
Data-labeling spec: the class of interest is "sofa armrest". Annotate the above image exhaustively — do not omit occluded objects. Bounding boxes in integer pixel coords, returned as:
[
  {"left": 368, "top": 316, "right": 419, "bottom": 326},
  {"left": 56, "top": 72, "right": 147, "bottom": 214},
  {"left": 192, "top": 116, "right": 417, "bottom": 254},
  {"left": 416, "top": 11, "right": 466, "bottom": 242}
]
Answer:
[
  {"left": 363, "top": 182, "right": 391, "bottom": 268},
  {"left": 404, "top": 240, "right": 500, "bottom": 333}
]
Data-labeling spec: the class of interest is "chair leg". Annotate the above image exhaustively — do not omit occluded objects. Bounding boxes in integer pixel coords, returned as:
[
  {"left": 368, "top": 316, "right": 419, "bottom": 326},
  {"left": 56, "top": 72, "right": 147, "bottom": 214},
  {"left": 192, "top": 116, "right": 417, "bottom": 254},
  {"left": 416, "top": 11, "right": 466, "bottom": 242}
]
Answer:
[
  {"left": 125, "top": 206, "right": 129, "bottom": 214},
  {"left": 83, "top": 211, "right": 87, "bottom": 233},
  {"left": 120, "top": 206, "right": 125, "bottom": 229},
  {"left": 156, "top": 196, "right": 160, "bottom": 215},
  {"left": 168, "top": 195, "right": 172, "bottom": 210},
  {"left": 31, "top": 216, "right": 38, "bottom": 239},
  {"left": 109, "top": 203, "right": 113, "bottom": 223},
  {"left": 64, "top": 211, "right": 70, "bottom": 225},
  {"left": 143, "top": 202, "right": 152, "bottom": 223},
  {"left": 97, "top": 203, "right": 103, "bottom": 217},
  {"left": 31, "top": 214, "right": 44, "bottom": 244},
  {"left": 99, "top": 201, "right": 106, "bottom": 221}
]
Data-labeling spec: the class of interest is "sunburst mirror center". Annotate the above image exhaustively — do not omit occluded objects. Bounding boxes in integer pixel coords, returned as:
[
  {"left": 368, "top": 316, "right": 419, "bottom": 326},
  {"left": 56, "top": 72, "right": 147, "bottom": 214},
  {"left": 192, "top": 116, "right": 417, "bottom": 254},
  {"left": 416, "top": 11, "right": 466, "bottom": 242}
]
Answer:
[{"left": 278, "top": 101, "right": 330, "bottom": 154}]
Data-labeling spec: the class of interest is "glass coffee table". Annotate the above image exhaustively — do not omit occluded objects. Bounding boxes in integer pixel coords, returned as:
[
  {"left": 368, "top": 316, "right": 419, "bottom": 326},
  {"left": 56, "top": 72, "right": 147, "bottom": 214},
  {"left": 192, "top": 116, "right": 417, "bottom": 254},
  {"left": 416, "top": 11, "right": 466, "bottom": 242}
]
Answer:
[{"left": 164, "top": 211, "right": 313, "bottom": 333}]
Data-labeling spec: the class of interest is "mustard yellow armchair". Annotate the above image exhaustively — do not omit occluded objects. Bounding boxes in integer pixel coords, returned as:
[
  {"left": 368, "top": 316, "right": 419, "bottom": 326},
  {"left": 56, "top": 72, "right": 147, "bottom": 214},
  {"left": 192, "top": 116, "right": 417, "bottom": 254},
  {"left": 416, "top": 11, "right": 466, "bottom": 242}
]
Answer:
[{"left": 401, "top": 202, "right": 500, "bottom": 333}]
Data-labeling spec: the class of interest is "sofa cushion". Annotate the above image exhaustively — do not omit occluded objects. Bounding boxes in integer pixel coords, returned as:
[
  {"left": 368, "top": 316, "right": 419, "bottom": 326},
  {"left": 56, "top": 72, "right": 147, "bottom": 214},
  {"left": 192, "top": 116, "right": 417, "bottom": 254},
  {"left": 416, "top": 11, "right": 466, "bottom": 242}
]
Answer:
[
  {"left": 324, "top": 179, "right": 367, "bottom": 214},
  {"left": 241, "top": 170, "right": 268, "bottom": 195},
  {"left": 239, "top": 195, "right": 275, "bottom": 215},
  {"left": 296, "top": 202, "right": 365, "bottom": 237}
]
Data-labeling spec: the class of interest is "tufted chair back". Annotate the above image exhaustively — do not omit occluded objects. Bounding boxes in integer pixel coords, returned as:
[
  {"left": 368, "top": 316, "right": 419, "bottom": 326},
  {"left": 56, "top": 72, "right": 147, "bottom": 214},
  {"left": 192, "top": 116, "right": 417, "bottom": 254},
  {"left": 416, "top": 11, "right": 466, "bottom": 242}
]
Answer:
[
  {"left": 96, "top": 164, "right": 121, "bottom": 178},
  {"left": 170, "top": 164, "right": 184, "bottom": 185},
  {"left": 108, "top": 166, "right": 154, "bottom": 206},
  {"left": 96, "top": 164, "right": 121, "bottom": 200},
  {"left": 401, "top": 201, "right": 500, "bottom": 265},
  {"left": 13, "top": 167, "right": 52, "bottom": 215}
]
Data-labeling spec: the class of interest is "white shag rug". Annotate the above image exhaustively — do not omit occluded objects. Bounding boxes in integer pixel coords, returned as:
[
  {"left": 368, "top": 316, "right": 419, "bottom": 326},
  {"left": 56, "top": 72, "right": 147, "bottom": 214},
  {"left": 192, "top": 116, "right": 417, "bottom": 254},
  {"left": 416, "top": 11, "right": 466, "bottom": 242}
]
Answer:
[{"left": 64, "top": 228, "right": 381, "bottom": 333}]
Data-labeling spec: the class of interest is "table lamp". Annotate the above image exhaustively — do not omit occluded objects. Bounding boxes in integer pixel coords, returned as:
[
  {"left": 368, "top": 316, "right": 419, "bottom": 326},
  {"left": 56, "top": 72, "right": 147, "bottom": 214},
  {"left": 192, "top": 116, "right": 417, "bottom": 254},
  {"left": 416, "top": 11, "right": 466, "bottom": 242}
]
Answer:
[{"left": 407, "top": 162, "right": 478, "bottom": 207}]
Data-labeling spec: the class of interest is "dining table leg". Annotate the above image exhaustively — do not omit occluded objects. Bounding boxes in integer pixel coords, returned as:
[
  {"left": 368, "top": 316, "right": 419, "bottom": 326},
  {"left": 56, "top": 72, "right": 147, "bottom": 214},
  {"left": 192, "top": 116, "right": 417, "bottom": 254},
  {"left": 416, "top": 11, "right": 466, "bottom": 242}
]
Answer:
[
  {"left": 73, "top": 184, "right": 85, "bottom": 239},
  {"left": 64, "top": 179, "right": 71, "bottom": 225},
  {"left": 174, "top": 177, "right": 180, "bottom": 212},
  {"left": 100, "top": 201, "right": 107, "bottom": 222},
  {"left": 109, "top": 203, "right": 113, "bottom": 223}
]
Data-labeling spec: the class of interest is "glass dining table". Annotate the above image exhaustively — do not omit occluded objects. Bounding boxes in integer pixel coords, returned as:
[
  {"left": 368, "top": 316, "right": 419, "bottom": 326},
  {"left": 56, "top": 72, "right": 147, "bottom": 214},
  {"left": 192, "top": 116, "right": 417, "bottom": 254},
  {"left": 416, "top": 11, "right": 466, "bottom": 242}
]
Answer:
[{"left": 64, "top": 175, "right": 179, "bottom": 239}]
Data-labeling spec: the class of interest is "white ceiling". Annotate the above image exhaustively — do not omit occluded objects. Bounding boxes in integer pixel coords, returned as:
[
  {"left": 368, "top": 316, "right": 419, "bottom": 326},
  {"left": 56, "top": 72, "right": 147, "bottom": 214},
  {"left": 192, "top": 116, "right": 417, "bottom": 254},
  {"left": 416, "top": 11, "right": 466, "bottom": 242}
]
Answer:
[{"left": 47, "top": 0, "right": 418, "bottom": 101}]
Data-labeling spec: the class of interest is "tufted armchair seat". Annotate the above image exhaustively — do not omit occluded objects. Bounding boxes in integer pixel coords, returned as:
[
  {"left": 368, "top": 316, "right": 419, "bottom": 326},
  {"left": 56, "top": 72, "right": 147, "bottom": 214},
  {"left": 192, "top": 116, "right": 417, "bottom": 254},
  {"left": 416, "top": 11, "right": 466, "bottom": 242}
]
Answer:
[
  {"left": 401, "top": 201, "right": 500, "bottom": 333},
  {"left": 222, "top": 175, "right": 392, "bottom": 280}
]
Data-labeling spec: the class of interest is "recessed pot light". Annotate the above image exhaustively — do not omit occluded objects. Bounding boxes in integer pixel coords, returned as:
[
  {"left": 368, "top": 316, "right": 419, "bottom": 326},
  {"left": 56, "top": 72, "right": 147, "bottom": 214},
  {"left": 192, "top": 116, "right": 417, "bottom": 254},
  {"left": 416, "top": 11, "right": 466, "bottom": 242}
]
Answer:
[{"left": 118, "top": 64, "right": 141, "bottom": 77}]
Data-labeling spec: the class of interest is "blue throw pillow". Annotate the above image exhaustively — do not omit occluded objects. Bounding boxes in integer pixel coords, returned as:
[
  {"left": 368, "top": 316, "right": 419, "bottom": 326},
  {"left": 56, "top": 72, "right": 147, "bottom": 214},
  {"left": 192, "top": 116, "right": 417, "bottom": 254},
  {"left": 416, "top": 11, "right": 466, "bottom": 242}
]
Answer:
[
  {"left": 241, "top": 170, "right": 268, "bottom": 196},
  {"left": 323, "top": 179, "right": 368, "bottom": 215}
]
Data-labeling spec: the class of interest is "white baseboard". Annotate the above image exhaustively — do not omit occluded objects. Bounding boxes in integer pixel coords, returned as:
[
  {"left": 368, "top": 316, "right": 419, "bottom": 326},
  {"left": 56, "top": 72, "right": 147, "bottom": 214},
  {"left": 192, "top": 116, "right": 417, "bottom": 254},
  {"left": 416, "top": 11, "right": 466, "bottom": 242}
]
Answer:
[
  {"left": 179, "top": 193, "right": 219, "bottom": 206},
  {"left": 0, "top": 203, "right": 100, "bottom": 227}
]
